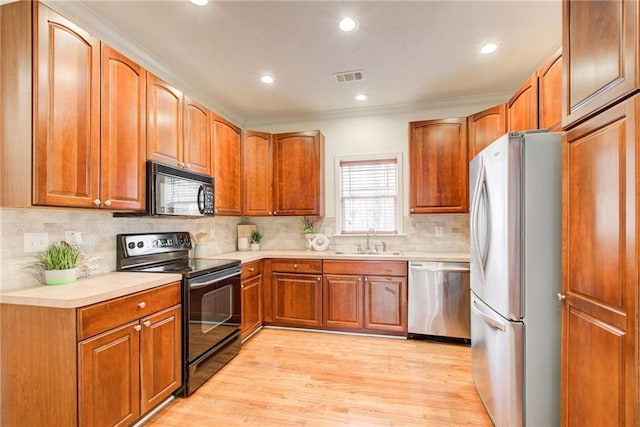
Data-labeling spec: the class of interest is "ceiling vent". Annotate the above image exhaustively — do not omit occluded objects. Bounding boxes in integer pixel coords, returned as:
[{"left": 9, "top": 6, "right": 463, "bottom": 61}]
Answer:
[{"left": 334, "top": 70, "right": 364, "bottom": 83}]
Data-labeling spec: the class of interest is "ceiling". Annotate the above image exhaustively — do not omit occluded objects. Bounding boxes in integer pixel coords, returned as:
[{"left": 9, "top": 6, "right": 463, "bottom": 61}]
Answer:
[{"left": 46, "top": 1, "right": 562, "bottom": 127}]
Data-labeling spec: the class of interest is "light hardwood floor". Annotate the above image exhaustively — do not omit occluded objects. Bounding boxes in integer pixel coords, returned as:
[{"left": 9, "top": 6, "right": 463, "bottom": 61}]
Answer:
[{"left": 147, "top": 328, "right": 492, "bottom": 426}]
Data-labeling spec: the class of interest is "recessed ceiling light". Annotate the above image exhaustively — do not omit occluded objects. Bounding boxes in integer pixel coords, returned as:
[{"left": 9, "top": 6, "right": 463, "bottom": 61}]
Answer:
[
  {"left": 355, "top": 94, "right": 367, "bottom": 101},
  {"left": 260, "top": 74, "right": 274, "bottom": 84},
  {"left": 480, "top": 43, "right": 498, "bottom": 55},
  {"left": 190, "top": 0, "right": 208, "bottom": 6},
  {"left": 339, "top": 17, "right": 358, "bottom": 32}
]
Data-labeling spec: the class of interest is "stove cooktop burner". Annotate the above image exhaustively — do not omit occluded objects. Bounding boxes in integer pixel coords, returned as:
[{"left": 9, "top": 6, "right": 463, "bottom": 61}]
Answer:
[{"left": 130, "top": 258, "right": 239, "bottom": 278}]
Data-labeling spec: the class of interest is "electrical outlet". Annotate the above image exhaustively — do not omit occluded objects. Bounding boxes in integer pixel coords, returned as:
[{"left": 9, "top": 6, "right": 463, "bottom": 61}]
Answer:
[
  {"left": 24, "top": 232, "right": 49, "bottom": 253},
  {"left": 435, "top": 226, "right": 444, "bottom": 238},
  {"left": 65, "top": 231, "right": 83, "bottom": 246}
]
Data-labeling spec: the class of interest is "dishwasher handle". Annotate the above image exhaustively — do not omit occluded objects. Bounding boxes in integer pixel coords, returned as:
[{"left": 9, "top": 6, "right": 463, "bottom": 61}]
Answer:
[{"left": 409, "top": 262, "right": 469, "bottom": 273}]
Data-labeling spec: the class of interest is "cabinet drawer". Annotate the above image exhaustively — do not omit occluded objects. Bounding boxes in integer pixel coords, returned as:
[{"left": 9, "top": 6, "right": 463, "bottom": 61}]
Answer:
[
  {"left": 270, "top": 259, "right": 322, "bottom": 274},
  {"left": 77, "top": 282, "right": 181, "bottom": 340},
  {"left": 241, "top": 261, "right": 263, "bottom": 280},
  {"left": 323, "top": 260, "right": 407, "bottom": 276}
]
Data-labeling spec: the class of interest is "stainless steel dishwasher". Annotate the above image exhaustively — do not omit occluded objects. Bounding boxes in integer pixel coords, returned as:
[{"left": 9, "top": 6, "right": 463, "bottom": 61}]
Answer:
[{"left": 408, "top": 261, "right": 470, "bottom": 342}]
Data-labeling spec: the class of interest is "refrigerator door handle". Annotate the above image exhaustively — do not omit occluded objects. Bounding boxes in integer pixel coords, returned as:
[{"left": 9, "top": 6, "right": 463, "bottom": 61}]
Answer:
[
  {"left": 472, "top": 298, "right": 506, "bottom": 332},
  {"left": 471, "top": 159, "right": 488, "bottom": 284}
]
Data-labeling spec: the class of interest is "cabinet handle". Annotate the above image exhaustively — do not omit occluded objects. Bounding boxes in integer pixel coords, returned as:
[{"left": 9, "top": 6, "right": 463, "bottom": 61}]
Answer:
[
  {"left": 143, "top": 320, "right": 151, "bottom": 327},
  {"left": 249, "top": 267, "right": 255, "bottom": 272},
  {"left": 93, "top": 199, "right": 101, "bottom": 207},
  {"left": 133, "top": 325, "right": 142, "bottom": 332},
  {"left": 104, "top": 200, "right": 112, "bottom": 207},
  {"left": 138, "top": 301, "right": 146, "bottom": 309},
  {"left": 557, "top": 293, "right": 566, "bottom": 301}
]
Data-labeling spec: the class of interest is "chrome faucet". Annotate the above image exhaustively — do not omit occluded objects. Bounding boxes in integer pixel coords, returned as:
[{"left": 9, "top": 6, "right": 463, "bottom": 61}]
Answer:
[{"left": 366, "top": 228, "right": 376, "bottom": 252}]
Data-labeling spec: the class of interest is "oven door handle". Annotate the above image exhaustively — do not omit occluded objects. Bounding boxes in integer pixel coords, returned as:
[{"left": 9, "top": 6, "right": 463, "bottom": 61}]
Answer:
[{"left": 189, "top": 271, "right": 241, "bottom": 289}]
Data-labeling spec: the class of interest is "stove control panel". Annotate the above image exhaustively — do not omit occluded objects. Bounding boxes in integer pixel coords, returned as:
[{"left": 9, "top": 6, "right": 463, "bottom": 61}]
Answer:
[{"left": 121, "top": 232, "right": 192, "bottom": 257}]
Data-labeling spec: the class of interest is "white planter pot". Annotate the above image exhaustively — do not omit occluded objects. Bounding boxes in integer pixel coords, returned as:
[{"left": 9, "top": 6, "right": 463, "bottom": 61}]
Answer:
[
  {"left": 250, "top": 243, "right": 260, "bottom": 251},
  {"left": 44, "top": 267, "right": 77, "bottom": 286}
]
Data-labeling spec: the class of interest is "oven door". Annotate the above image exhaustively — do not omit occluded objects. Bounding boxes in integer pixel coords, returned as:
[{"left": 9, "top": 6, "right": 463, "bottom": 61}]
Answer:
[{"left": 186, "top": 266, "right": 241, "bottom": 362}]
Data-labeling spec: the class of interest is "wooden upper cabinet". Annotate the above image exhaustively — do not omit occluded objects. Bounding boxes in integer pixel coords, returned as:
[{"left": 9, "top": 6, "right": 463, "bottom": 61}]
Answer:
[
  {"left": 243, "top": 131, "right": 273, "bottom": 216},
  {"left": 538, "top": 48, "right": 563, "bottom": 131},
  {"left": 561, "top": 94, "right": 639, "bottom": 426},
  {"left": 183, "top": 96, "right": 211, "bottom": 175},
  {"left": 147, "top": 72, "right": 184, "bottom": 167},
  {"left": 467, "top": 104, "right": 506, "bottom": 159},
  {"left": 100, "top": 44, "right": 147, "bottom": 210},
  {"left": 409, "top": 118, "right": 468, "bottom": 214},
  {"left": 33, "top": 3, "right": 101, "bottom": 208},
  {"left": 211, "top": 114, "right": 242, "bottom": 215},
  {"left": 563, "top": 0, "right": 639, "bottom": 129},
  {"left": 272, "top": 130, "right": 325, "bottom": 216},
  {"left": 507, "top": 74, "right": 538, "bottom": 132}
]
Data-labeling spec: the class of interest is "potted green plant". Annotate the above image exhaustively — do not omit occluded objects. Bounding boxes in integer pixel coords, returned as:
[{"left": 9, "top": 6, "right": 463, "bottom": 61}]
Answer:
[
  {"left": 250, "top": 230, "right": 263, "bottom": 251},
  {"left": 39, "top": 241, "right": 80, "bottom": 285}
]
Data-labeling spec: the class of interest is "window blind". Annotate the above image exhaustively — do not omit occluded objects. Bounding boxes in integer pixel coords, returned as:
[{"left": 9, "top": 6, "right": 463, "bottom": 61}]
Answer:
[{"left": 340, "top": 158, "right": 398, "bottom": 233}]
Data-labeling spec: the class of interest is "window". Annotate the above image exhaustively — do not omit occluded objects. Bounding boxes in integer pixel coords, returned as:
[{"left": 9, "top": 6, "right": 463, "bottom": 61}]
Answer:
[{"left": 336, "top": 154, "right": 402, "bottom": 234}]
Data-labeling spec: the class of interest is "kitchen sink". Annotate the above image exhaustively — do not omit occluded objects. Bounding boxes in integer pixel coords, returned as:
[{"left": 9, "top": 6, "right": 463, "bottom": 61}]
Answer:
[{"left": 333, "top": 251, "right": 403, "bottom": 256}]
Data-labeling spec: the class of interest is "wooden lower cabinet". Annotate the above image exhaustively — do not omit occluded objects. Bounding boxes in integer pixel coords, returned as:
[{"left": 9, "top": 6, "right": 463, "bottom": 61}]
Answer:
[
  {"left": 323, "top": 260, "right": 408, "bottom": 336},
  {"left": 241, "top": 261, "right": 263, "bottom": 339},
  {"left": 363, "top": 275, "right": 407, "bottom": 334},
  {"left": 273, "top": 272, "right": 323, "bottom": 327},
  {"left": 79, "top": 321, "right": 140, "bottom": 427},
  {"left": 561, "top": 95, "right": 639, "bottom": 426},
  {"left": 1, "top": 282, "right": 182, "bottom": 426}
]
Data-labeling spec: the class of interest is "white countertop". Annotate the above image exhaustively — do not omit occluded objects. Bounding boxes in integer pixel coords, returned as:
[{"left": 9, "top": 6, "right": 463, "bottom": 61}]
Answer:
[
  {"left": 0, "top": 272, "right": 182, "bottom": 308},
  {"left": 212, "top": 249, "right": 470, "bottom": 264}
]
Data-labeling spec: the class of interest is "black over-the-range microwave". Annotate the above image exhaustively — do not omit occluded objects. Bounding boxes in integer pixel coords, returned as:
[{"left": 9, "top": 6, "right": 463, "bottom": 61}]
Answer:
[{"left": 147, "top": 160, "right": 215, "bottom": 217}]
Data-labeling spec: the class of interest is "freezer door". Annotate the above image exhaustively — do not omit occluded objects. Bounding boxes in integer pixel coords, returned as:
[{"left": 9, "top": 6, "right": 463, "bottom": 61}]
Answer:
[
  {"left": 469, "top": 133, "right": 522, "bottom": 320},
  {"left": 471, "top": 294, "right": 523, "bottom": 427}
]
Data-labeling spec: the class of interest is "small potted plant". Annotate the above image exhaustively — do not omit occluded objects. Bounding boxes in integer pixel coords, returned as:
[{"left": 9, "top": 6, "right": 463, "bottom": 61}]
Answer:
[
  {"left": 302, "top": 216, "right": 320, "bottom": 234},
  {"left": 250, "top": 230, "right": 263, "bottom": 251},
  {"left": 39, "top": 241, "right": 80, "bottom": 285}
]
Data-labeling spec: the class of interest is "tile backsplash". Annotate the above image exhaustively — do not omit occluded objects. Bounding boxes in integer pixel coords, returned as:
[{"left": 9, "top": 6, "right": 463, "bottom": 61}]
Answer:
[{"left": 0, "top": 207, "right": 468, "bottom": 290}]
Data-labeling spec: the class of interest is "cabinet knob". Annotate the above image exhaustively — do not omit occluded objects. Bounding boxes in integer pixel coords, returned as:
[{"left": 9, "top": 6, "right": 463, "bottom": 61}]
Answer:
[
  {"left": 104, "top": 200, "right": 112, "bottom": 207},
  {"left": 273, "top": 211, "right": 277, "bottom": 215},
  {"left": 410, "top": 208, "right": 414, "bottom": 212},
  {"left": 317, "top": 277, "right": 321, "bottom": 281},
  {"left": 363, "top": 276, "right": 368, "bottom": 283},
  {"left": 138, "top": 301, "right": 146, "bottom": 309},
  {"left": 93, "top": 199, "right": 101, "bottom": 207},
  {"left": 143, "top": 320, "right": 151, "bottom": 327},
  {"left": 178, "top": 162, "right": 185, "bottom": 168},
  {"left": 293, "top": 264, "right": 298, "bottom": 269},
  {"left": 133, "top": 325, "right": 142, "bottom": 332},
  {"left": 557, "top": 293, "right": 566, "bottom": 301},
  {"left": 249, "top": 267, "right": 255, "bottom": 272}
]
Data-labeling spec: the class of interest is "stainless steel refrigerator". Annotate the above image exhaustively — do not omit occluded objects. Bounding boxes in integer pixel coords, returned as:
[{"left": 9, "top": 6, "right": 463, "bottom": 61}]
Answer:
[{"left": 469, "top": 131, "right": 561, "bottom": 427}]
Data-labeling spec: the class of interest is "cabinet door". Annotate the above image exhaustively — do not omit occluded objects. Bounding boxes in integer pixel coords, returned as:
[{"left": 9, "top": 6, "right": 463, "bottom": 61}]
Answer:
[
  {"left": 243, "top": 130, "right": 273, "bottom": 216},
  {"left": 147, "top": 72, "right": 183, "bottom": 167},
  {"left": 183, "top": 96, "right": 211, "bottom": 175},
  {"left": 140, "top": 305, "right": 182, "bottom": 415},
  {"left": 78, "top": 321, "right": 140, "bottom": 427},
  {"left": 507, "top": 74, "right": 538, "bottom": 132},
  {"left": 364, "top": 275, "right": 407, "bottom": 335},
  {"left": 323, "top": 274, "right": 363, "bottom": 330},
  {"left": 538, "top": 48, "right": 563, "bottom": 131},
  {"left": 561, "top": 95, "right": 638, "bottom": 426},
  {"left": 563, "top": 0, "right": 638, "bottom": 129},
  {"left": 241, "top": 273, "right": 263, "bottom": 339},
  {"left": 468, "top": 104, "right": 506, "bottom": 159},
  {"left": 409, "top": 118, "right": 468, "bottom": 213},
  {"left": 33, "top": 3, "right": 100, "bottom": 208},
  {"left": 273, "top": 273, "right": 323, "bottom": 327},
  {"left": 100, "top": 44, "right": 146, "bottom": 210},
  {"left": 212, "top": 114, "right": 242, "bottom": 215},
  {"left": 272, "top": 130, "right": 325, "bottom": 216}
]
